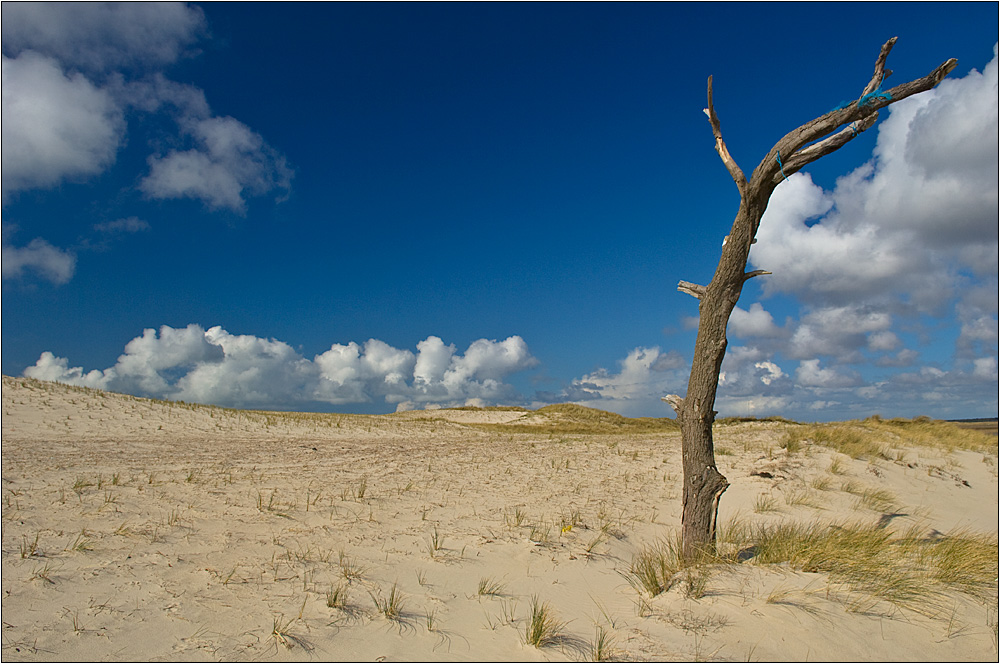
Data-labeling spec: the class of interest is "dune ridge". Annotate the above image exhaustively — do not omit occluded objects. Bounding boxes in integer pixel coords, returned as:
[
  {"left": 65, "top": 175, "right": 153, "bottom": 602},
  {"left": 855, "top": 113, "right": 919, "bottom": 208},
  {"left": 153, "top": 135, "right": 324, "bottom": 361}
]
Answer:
[{"left": 2, "top": 376, "right": 997, "bottom": 661}]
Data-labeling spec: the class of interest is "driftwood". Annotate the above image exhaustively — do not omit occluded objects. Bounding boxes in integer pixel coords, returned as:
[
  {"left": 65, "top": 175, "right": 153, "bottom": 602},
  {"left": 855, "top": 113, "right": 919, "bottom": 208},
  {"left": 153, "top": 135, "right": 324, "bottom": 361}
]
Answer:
[{"left": 667, "top": 38, "right": 956, "bottom": 560}]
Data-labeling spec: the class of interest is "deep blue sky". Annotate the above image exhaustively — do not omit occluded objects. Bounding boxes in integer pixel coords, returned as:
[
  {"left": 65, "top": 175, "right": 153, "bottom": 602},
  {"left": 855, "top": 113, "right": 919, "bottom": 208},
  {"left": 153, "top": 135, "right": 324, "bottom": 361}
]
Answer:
[{"left": 3, "top": 3, "right": 997, "bottom": 420}]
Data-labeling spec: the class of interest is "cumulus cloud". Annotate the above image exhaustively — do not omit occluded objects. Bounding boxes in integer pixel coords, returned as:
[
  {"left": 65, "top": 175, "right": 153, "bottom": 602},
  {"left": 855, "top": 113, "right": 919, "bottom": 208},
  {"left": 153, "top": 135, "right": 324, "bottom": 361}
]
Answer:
[
  {"left": 752, "top": 49, "right": 998, "bottom": 310},
  {"left": 1, "top": 51, "right": 124, "bottom": 197},
  {"left": 794, "top": 359, "right": 862, "bottom": 389},
  {"left": 1, "top": 234, "right": 76, "bottom": 284},
  {"left": 24, "top": 325, "right": 538, "bottom": 411},
  {"left": 719, "top": 49, "right": 1000, "bottom": 418},
  {"left": 0, "top": 2, "right": 206, "bottom": 73},
  {"left": 550, "top": 346, "right": 688, "bottom": 417},
  {"left": 1, "top": 1, "right": 292, "bottom": 283},
  {"left": 787, "top": 306, "right": 893, "bottom": 362},
  {"left": 141, "top": 116, "right": 293, "bottom": 214},
  {"left": 729, "top": 303, "right": 784, "bottom": 339}
]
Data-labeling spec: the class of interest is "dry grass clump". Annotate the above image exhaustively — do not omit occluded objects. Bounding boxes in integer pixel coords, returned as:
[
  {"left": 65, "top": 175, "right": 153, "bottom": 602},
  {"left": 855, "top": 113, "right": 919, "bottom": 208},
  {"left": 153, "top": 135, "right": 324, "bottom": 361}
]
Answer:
[
  {"left": 787, "top": 425, "right": 889, "bottom": 459},
  {"left": 625, "top": 536, "right": 717, "bottom": 599},
  {"left": 368, "top": 583, "right": 405, "bottom": 620},
  {"left": 920, "top": 530, "right": 999, "bottom": 600},
  {"left": 715, "top": 415, "right": 800, "bottom": 426},
  {"left": 590, "top": 625, "right": 618, "bottom": 661},
  {"left": 722, "top": 520, "right": 998, "bottom": 613},
  {"left": 477, "top": 576, "right": 507, "bottom": 597},
  {"left": 471, "top": 403, "right": 678, "bottom": 434},
  {"left": 782, "top": 417, "right": 996, "bottom": 459},
  {"left": 862, "top": 415, "right": 997, "bottom": 453},
  {"left": 627, "top": 537, "right": 686, "bottom": 597},
  {"left": 523, "top": 596, "right": 569, "bottom": 648}
]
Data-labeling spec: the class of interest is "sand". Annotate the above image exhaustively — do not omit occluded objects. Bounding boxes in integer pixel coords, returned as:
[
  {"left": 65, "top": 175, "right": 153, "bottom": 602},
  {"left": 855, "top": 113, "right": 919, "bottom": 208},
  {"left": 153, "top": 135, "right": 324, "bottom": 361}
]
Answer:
[{"left": 2, "top": 376, "right": 997, "bottom": 661}]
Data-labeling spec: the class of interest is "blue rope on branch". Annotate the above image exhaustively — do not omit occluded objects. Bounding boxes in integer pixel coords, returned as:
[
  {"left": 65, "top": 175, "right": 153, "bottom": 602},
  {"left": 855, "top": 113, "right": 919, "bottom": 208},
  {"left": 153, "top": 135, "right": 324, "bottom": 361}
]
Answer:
[
  {"left": 829, "top": 75, "right": 893, "bottom": 114},
  {"left": 857, "top": 74, "right": 893, "bottom": 108},
  {"left": 776, "top": 151, "right": 788, "bottom": 181}
]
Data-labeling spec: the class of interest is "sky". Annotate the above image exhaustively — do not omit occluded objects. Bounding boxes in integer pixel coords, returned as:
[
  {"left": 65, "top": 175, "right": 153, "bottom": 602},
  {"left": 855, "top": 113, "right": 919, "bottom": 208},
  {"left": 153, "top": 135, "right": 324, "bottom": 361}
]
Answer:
[{"left": 2, "top": 2, "right": 997, "bottom": 421}]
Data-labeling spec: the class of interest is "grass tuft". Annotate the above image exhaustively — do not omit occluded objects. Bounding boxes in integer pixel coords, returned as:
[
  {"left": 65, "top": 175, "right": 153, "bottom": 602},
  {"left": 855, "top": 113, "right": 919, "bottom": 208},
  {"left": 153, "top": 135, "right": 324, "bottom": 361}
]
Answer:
[
  {"left": 326, "top": 582, "right": 350, "bottom": 609},
  {"left": 590, "top": 625, "right": 617, "bottom": 661},
  {"left": 524, "top": 596, "right": 568, "bottom": 648},
  {"left": 627, "top": 537, "right": 685, "bottom": 597},
  {"left": 369, "top": 583, "right": 405, "bottom": 620},
  {"left": 726, "top": 520, "right": 998, "bottom": 614},
  {"left": 477, "top": 576, "right": 507, "bottom": 597}
]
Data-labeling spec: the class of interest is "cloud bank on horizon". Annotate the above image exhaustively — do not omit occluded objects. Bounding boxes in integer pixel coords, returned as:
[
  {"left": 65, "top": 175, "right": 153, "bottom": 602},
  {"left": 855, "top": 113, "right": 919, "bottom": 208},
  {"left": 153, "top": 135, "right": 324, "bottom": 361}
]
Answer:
[
  {"left": 26, "top": 325, "right": 539, "bottom": 412},
  {"left": 4, "top": 4, "right": 997, "bottom": 420}
]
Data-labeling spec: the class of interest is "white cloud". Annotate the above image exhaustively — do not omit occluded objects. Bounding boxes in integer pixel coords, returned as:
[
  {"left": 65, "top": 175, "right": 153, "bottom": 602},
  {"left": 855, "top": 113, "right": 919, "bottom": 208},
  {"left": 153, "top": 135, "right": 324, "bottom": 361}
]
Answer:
[
  {"left": 729, "top": 302, "right": 783, "bottom": 339},
  {"left": 787, "top": 306, "right": 892, "bottom": 362},
  {"left": 23, "top": 326, "right": 538, "bottom": 411},
  {"left": 755, "top": 361, "right": 784, "bottom": 385},
  {"left": 866, "top": 330, "right": 899, "bottom": 352},
  {"left": 413, "top": 336, "right": 456, "bottom": 388},
  {"left": 1, "top": 2, "right": 206, "bottom": 72},
  {"left": 1, "top": 1, "right": 291, "bottom": 282},
  {"left": 794, "top": 359, "right": 862, "bottom": 388},
  {"left": 1, "top": 51, "right": 124, "bottom": 197},
  {"left": 752, "top": 50, "right": 998, "bottom": 312},
  {"left": 973, "top": 357, "right": 998, "bottom": 381},
  {"left": 24, "top": 351, "right": 106, "bottom": 386},
  {"left": 556, "top": 346, "right": 688, "bottom": 417},
  {"left": 1, "top": 235, "right": 76, "bottom": 284},
  {"left": 141, "top": 117, "right": 293, "bottom": 214}
]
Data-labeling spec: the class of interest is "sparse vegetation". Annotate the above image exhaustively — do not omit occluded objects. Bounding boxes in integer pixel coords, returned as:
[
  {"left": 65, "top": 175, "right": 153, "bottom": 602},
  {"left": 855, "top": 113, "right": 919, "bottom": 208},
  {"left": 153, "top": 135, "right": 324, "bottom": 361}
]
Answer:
[
  {"left": 477, "top": 576, "right": 507, "bottom": 597},
  {"left": 524, "top": 596, "right": 568, "bottom": 648},
  {"left": 627, "top": 537, "right": 686, "bottom": 597},
  {"left": 590, "top": 625, "right": 617, "bottom": 661},
  {"left": 369, "top": 583, "right": 405, "bottom": 620},
  {"left": 326, "top": 582, "right": 350, "bottom": 609},
  {"left": 723, "top": 520, "right": 998, "bottom": 613},
  {"left": 1, "top": 375, "right": 995, "bottom": 660}
]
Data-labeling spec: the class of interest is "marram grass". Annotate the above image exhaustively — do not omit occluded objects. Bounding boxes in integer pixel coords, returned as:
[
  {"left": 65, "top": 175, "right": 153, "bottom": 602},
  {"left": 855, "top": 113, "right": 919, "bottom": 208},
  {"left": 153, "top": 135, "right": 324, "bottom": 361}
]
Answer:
[
  {"left": 720, "top": 519, "right": 998, "bottom": 613},
  {"left": 626, "top": 520, "right": 997, "bottom": 616},
  {"left": 523, "top": 596, "right": 568, "bottom": 648},
  {"left": 782, "top": 416, "right": 996, "bottom": 459}
]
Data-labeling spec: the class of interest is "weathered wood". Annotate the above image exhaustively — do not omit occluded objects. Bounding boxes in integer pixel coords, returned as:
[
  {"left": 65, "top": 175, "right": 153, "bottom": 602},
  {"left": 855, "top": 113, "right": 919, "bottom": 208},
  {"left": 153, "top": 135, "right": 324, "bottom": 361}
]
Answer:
[
  {"left": 661, "top": 394, "right": 684, "bottom": 413},
  {"left": 743, "top": 269, "right": 771, "bottom": 283},
  {"left": 677, "top": 281, "right": 707, "bottom": 299},
  {"left": 672, "top": 38, "right": 956, "bottom": 560},
  {"left": 705, "top": 76, "right": 747, "bottom": 195}
]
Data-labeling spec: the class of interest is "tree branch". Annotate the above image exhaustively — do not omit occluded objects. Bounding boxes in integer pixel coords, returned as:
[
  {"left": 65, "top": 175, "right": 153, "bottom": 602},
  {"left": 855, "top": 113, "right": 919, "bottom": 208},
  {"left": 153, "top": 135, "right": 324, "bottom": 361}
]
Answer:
[
  {"left": 678, "top": 281, "right": 707, "bottom": 299},
  {"left": 861, "top": 36, "right": 896, "bottom": 97},
  {"left": 662, "top": 394, "right": 684, "bottom": 413},
  {"left": 768, "top": 113, "right": 878, "bottom": 185},
  {"left": 742, "top": 269, "right": 771, "bottom": 283},
  {"left": 705, "top": 75, "right": 747, "bottom": 195},
  {"left": 749, "top": 39, "right": 958, "bottom": 194}
]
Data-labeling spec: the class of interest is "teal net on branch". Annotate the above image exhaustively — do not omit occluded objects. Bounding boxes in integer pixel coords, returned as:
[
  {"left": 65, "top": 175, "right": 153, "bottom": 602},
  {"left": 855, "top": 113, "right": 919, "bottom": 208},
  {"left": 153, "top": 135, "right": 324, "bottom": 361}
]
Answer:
[{"left": 831, "top": 75, "right": 893, "bottom": 113}]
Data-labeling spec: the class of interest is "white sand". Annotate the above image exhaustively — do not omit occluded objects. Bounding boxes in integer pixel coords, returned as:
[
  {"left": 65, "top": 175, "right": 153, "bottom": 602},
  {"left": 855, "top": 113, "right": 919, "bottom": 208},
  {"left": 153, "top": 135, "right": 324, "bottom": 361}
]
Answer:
[{"left": 2, "top": 376, "right": 997, "bottom": 661}]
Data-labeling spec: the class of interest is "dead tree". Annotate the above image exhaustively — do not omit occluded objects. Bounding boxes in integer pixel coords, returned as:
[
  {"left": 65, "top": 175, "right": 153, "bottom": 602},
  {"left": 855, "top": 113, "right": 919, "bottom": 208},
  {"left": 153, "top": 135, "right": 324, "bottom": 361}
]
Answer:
[{"left": 664, "top": 38, "right": 956, "bottom": 560}]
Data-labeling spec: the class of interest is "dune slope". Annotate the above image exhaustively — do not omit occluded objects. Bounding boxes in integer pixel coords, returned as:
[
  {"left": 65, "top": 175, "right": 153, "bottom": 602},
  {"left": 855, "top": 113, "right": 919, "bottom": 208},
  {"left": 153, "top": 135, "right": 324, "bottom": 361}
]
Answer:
[{"left": 2, "top": 376, "right": 997, "bottom": 661}]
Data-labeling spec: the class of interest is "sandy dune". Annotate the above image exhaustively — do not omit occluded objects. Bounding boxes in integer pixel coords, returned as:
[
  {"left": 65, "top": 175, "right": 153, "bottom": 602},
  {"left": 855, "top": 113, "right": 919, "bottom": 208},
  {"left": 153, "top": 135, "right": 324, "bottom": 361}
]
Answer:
[{"left": 2, "top": 376, "right": 997, "bottom": 661}]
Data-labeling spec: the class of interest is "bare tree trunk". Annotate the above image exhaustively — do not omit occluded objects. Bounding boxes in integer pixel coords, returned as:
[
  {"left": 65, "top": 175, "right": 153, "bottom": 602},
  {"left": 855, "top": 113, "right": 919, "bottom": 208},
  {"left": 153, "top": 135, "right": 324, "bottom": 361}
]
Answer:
[{"left": 664, "top": 38, "right": 957, "bottom": 560}]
